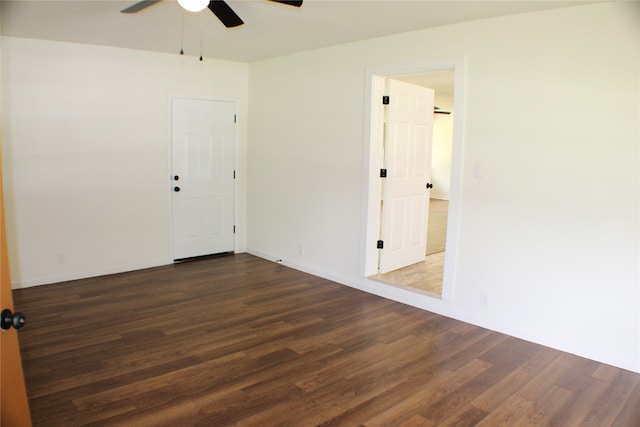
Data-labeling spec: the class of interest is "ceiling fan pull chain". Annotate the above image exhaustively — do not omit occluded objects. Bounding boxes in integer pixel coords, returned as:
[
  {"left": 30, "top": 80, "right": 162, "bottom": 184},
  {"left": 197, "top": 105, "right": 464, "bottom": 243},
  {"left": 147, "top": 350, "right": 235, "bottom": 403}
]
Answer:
[
  {"left": 199, "top": 21, "right": 204, "bottom": 61},
  {"left": 179, "top": 13, "right": 185, "bottom": 55}
]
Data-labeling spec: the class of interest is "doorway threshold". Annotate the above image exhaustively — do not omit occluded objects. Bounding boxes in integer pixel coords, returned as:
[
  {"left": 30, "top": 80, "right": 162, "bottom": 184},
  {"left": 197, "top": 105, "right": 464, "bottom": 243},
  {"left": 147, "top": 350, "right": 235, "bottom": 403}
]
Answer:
[
  {"left": 370, "top": 252, "right": 445, "bottom": 298},
  {"left": 174, "top": 252, "right": 234, "bottom": 264}
]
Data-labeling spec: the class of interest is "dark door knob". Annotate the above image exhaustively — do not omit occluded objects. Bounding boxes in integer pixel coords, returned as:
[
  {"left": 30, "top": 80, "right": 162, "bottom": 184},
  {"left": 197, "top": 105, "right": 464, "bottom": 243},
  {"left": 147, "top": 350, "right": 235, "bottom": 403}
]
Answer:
[
  {"left": 1, "top": 309, "right": 25, "bottom": 331},
  {"left": 426, "top": 183, "right": 433, "bottom": 189},
  {"left": 174, "top": 186, "right": 181, "bottom": 192},
  {"left": 174, "top": 175, "right": 179, "bottom": 181}
]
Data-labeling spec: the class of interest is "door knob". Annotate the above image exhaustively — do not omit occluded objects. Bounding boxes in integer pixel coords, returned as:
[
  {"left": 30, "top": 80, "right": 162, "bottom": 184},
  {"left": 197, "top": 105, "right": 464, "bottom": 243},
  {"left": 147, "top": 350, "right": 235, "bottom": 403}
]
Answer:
[
  {"left": 174, "top": 186, "right": 181, "bottom": 192},
  {"left": 426, "top": 183, "right": 433, "bottom": 189},
  {"left": 174, "top": 175, "right": 179, "bottom": 181},
  {"left": 1, "top": 309, "right": 25, "bottom": 331}
]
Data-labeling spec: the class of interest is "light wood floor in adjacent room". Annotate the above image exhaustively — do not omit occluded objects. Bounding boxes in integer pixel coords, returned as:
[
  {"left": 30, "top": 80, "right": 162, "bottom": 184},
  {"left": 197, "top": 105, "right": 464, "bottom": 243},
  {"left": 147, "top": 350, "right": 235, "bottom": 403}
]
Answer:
[
  {"left": 14, "top": 254, "right": 640, "bottom": 426},
  {"left": 372, "top": 252, "right": 445, "bottom": 296},
  {"left": 372, "top": 199, "right": 448, "bottom": 296},
  {"left": 426, "top": 198, "right": 448, "bottom": 256}
]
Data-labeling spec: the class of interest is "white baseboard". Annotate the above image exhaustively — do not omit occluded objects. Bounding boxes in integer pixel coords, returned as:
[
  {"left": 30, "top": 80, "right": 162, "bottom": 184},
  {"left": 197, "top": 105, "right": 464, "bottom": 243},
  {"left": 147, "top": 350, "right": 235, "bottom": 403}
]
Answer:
[{"left": 11, "top": 258, "right": 173, "bottom": 289}]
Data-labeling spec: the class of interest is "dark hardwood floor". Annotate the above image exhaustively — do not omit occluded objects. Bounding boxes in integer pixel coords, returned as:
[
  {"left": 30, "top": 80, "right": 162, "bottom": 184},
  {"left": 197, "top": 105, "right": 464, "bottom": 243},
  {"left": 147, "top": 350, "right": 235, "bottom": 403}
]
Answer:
[{"left": 13, "top": 253, "right": 640, "bottom": 426}]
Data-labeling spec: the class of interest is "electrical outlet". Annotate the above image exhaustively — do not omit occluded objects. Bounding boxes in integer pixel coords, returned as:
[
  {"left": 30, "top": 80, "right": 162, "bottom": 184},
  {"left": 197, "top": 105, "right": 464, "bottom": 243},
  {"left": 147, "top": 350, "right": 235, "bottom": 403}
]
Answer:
[
  {"left": 473, "top": 162, "right": 483, "bottom": 178},
  {"left": 480, "top": 290, "right": 489, "bottom": 307},
  {"left": 298, "top": 245, "right": 305, "bottom": 256}
]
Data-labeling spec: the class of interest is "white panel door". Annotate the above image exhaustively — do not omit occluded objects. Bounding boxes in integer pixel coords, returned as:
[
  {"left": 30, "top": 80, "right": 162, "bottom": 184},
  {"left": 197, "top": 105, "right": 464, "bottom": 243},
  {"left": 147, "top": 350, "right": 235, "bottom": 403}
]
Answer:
[
  {"left": 379, "top": 79, "right": 434, "bottom": 273},
  {"left": 171, "top": 98, "right": 235, "bottom": 260}
]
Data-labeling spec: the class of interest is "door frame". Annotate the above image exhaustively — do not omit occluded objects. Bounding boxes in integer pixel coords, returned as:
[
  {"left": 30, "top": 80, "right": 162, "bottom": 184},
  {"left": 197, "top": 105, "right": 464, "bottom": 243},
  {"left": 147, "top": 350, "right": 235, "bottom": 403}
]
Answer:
[
  {"left": 378, "top": 79, "right": 435, "bottom": 274},
  {"left": 362, "top": 56, "right": 466, "bottom": 301},
  {"left": 168, "top": 96, "right": 239, "bottom": 261}
]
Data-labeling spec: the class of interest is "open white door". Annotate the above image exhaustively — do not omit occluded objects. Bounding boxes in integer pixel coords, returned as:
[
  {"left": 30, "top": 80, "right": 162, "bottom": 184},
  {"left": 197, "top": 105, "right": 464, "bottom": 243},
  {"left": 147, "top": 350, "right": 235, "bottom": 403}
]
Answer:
[
  {"left": 379, "top": 79, "right": 434, "bottom": 273},
  {"left": 171, "top": 98, "right": 235, "bottom": 260}
]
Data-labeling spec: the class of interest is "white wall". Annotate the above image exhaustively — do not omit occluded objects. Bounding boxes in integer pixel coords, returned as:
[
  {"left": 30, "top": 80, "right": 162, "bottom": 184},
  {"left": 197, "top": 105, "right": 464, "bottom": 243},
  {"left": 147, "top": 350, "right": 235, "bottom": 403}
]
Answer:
[
  {"left": 2, "top": 37, "right": 249, "bottom": 287},
  {"left": 431, "top": 93, "right": 453, "bottom": 200},
  {"left": 247, "top": 2, "right": 640, "bottom": 372}
]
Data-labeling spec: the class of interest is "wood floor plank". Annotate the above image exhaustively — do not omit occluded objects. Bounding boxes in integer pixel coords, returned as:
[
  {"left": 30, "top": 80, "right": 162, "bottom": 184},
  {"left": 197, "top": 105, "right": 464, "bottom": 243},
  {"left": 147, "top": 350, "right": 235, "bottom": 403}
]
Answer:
[
  {"left": 475, "top": 394, "right": 534, "bottom": 427},
  {"left": 362, "top": 358, "right": 493, "bottom": 426},
  {"left": 579, "top": 369, "right": 640, "bottom": 426},
  {"left": 511, "top": 385, "right": 574, "bottom": 426},
  {"left": 613, "top": 380, "right": 640, "bottom": 426},
  {"left": 12, "top": 253, "right": 640, "bottom": 426},
  {"left": 549, "top": 377, "right": 612, "bottom": 427},
  {"left": 398, "top": 414, "right": 436, "bottom": 427}
]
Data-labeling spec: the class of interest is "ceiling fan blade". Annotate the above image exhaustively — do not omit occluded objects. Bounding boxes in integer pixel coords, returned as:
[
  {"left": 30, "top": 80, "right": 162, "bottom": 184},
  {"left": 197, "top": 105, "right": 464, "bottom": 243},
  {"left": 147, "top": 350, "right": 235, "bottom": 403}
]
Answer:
[
  {"left": 208, "top": 1, "right": 244, "bottom": 28},
  {"left": 120, "top": 0, "right": 161, "bottom": 13},
  {"left": 269, "top": 0, "right": 303, "bottom": 7}
]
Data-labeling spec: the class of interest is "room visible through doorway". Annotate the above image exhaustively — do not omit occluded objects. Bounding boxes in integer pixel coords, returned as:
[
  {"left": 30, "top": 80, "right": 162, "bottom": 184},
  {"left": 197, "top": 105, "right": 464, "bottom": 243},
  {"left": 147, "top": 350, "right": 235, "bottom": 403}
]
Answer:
[{"left": 369, "top": 69, "right": 455, "bottom": 298}]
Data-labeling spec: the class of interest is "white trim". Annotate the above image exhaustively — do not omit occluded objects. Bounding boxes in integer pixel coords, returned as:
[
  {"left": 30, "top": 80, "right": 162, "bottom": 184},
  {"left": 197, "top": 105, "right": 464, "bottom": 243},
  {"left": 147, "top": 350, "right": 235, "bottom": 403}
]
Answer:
[
  {"left": 11, "top": 258, "right": 172, "bottom": 289},
  {"left": 233, "top": 100, "right": 241, "bottom": 253},
  {"left": 362, "top": 55, "right": 467, "bottom": 302},
  {"left": 168, "top": 96, "right": 176, "bottom": 261}
]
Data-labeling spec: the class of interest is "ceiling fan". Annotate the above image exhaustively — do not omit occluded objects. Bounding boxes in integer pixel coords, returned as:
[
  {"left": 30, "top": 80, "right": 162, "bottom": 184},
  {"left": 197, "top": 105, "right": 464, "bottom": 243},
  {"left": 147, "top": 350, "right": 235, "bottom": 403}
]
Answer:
[{"left": 121, "top": 0, "right": 303, "bottom": 28}]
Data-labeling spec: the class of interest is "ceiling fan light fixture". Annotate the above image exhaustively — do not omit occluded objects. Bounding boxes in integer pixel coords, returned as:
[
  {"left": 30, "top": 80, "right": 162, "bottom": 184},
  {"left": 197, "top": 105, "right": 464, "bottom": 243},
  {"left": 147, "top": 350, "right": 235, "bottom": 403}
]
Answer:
[{"left": 177, "top": 0, "right": 209, "bottom": 13}]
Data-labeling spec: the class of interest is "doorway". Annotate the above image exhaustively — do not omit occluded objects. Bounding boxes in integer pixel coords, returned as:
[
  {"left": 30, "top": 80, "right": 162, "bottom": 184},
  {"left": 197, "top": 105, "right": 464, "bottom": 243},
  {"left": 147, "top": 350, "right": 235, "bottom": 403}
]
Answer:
[
  {"left": 363, "top": 57, "right": 465, "bottom": 301},
  {"left": 171, "top": 98, "right": 236, "bottom": 260},
  {"left": 373, "top": 72, "right": 453, "bottom": 296}
]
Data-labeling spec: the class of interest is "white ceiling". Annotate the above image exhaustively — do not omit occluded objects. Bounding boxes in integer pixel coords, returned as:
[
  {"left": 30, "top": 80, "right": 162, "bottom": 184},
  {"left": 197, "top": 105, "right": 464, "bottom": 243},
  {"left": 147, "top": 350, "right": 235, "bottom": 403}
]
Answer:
[{"left": 2, "top": 0, "right": 597, "bottom": 62}]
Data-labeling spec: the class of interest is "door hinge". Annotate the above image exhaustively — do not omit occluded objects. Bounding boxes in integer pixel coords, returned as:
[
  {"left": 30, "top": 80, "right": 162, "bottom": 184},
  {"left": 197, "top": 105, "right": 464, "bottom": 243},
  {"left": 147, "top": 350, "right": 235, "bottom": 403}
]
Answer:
[
  {"left": 377, "top": 240, "right": 384, "bottom": 249},
  {"left": 234, "top": 114, "right": 237, "bottom": 123},
  {"left": 382, "top": 95, "right": 389, "bottom": 105},
  {"left": 380, "top": 168, "right": 387, "bottom": 178},
  {"left": 234, "top": 170, "right": 236, "bottom": 179},
  {"left": 233, "top": 225, "right": 236, "bottom": 234}
]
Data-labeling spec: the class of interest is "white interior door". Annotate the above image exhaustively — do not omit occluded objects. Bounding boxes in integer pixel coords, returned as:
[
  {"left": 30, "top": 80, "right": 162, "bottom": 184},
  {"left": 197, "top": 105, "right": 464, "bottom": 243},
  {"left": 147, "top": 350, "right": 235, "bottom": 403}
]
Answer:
[
  {"left": 379, "top": 79, "right": 434, "bottom": 273},
  {"left": 171, "top": 98, "right": 235, "bottom": 260}
]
